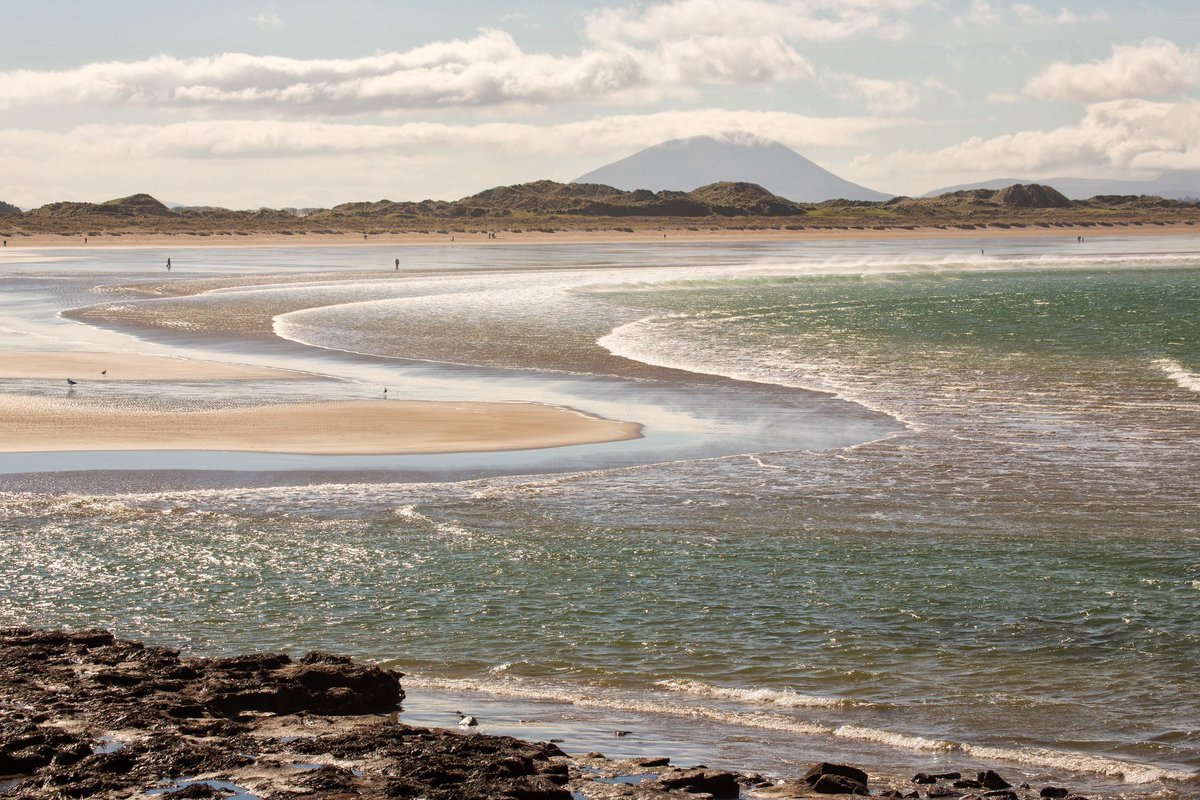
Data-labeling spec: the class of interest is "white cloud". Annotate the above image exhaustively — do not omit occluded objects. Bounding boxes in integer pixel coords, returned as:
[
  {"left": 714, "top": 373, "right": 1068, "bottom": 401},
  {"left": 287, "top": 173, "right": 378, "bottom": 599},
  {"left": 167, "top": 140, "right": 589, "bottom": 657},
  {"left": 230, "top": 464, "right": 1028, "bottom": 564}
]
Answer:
[
  {"left": 1011, "top": 4, "right": 1108, "bottom": 25},
  {"left": 956, "top": 0, "right": 1001, "bottom": 27},
  {"left": 0, "top": 26, "right": 821, "bottom": 114},
  {"left": 3, "top": 110, "right": 904, "bottom": 160},
  {"left": 585, "top": 0, "right": 925, "bottom": 44},
  {"left": 829, "top": 73, "right": 922, "bottom": 113},
  {"left": 0, "top": 110, "right": 911, "bottom": 207},
  {"left": 848, "top": 98, "right": 1200, "bottom": 191},
  {"left": 1025, "top": 39, "right": 1200, "bottom": 102}
]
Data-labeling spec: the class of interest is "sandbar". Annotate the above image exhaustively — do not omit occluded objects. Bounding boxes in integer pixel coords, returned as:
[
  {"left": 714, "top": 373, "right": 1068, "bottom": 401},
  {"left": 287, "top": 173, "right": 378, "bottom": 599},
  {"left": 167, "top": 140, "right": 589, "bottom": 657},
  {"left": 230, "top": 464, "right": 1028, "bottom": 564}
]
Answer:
[
  {"left": 0, "top": 351, "right": 306, "bottom": 381},
  {"left": 2, "top": 223, "right": 1198, "bottom": 250},
  {"left": 0, "top": 394, "right": 640, "bottom": 454}
]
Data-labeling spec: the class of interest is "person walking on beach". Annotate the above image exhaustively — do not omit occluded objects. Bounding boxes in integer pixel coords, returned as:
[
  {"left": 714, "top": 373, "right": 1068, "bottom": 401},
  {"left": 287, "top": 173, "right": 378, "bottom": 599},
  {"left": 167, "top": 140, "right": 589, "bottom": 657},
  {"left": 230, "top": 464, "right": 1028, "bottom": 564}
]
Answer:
[
  {"left": 394, "top": 257, "right": 399, "bottom": 270},
  {"left": 166, "top": 257, "right": 171, "bottom": 271}
]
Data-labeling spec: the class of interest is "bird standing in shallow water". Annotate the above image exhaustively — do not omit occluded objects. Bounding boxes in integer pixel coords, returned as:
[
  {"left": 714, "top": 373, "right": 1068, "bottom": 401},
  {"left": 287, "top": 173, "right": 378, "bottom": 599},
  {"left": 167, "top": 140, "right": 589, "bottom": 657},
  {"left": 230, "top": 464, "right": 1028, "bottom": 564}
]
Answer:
[{"left": 66, "top": 378, "right": 77, "bottom": 386}]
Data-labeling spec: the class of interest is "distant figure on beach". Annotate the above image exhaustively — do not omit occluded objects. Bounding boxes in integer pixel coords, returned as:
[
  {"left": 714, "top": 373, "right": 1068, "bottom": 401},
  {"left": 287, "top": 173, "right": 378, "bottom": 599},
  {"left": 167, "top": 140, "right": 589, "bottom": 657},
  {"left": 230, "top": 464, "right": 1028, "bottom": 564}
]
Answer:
[
  {"left": 363, "top": 234, "right": 368, "bottom": 240},
  {"left": 66, "top": 378, "right": 77, "bottom": 386},
  {"left": 166, "top": 257, "right": 172, "bottom": 271},
  {"left": 100, "top": 370, "right": 106, "bottom": 376},
  {"left": 394, "top": 257, "right": 399, "bottom": 270},
  {"left": 980, "top": 249, "right": 984, "bottom": 255},
  {"left": 84, "top": 237, "right": 88, "bottom": 244}
]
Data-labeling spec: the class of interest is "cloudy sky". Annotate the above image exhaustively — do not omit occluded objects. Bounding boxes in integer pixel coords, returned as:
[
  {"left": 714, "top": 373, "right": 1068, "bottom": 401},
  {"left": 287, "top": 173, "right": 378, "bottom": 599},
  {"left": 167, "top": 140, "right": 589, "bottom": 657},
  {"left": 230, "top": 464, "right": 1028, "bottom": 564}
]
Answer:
[{"left": 3, "top": 0, "right": 1198, "bottom": 208}]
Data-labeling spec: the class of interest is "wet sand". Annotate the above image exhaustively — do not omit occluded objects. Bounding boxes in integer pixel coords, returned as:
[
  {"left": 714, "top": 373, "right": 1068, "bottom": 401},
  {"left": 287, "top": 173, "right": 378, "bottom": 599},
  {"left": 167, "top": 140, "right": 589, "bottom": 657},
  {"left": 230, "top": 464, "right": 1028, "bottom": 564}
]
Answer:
[
  {"left": 0, "top": 393, "right": 640, "bottom": 455},
  {"left": 0, "top": 351, "right": 306, "bottom": 381}
]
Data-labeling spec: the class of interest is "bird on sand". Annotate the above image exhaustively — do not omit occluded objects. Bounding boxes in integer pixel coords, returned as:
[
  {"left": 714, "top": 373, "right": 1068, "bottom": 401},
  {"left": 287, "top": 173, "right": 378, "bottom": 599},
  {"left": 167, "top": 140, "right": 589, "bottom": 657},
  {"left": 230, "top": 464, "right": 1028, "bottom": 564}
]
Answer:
[
  {"left": 100, "top": 370, "right": 106, "bottom": 375},
  {"left": 66, "top": 378, "right": 77, "bottom": 385},
  {"left": 456, "top": 712, "right": 478, "bottom": 727}
]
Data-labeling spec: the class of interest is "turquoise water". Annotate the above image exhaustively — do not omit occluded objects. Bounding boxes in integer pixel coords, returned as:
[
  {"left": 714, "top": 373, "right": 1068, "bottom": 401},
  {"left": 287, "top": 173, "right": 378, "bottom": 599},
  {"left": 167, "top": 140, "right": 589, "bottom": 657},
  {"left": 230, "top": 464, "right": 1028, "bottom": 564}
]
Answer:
[{"left": 0, "top": 239, "right": 1197, "bottom": 796}]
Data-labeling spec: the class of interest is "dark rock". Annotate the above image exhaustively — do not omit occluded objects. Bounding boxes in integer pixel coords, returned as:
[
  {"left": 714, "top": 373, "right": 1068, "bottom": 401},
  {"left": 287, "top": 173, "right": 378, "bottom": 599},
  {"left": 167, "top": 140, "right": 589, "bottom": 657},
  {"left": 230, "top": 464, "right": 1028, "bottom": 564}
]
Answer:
[
  {"left": 933, "top": 773, "right": 962, "bottom": 780},
  {"left": 163, "top": 785, "right": 231, "bottom": 798},
  {"left": 637, "top": 756, "right": 671, "bottom": 767},
  {"left": 0, "top": 724, "right": 92, "bottom": 774},
  {"left": 927, "top": 787, "right": 962, "bottom": 798},
  {"left": 655, "top": 768, "right": 741, "bottom": 798},
  {"left": 978, "top": 770, "right": 1012, "bottom": 790},
  {"left": 954, "top": 779, "right": 983, "bottom": 789},
  {"left": 0, "top": 628, "right": 580, "bottom": 800},
  {"left": 811, "top": 774, "right": 870, "bottom": 795},
  {"left": 301, "top": 651, "right": 353, "bottom": 665},
  {"left": 983, "top": 791, "right": 1017, "bottom": 800},
  {"left": 914, "top": 773, "right": 939, "bottom": 784},
  {"left": 805, "top": 762, "right": 869, "bottom": 787},
  {"left": 1040, "top": 788, "right": 1070, "bottom": 798},
  {"left": 294, "top": 764, "right": 358, "bottom": 792}
]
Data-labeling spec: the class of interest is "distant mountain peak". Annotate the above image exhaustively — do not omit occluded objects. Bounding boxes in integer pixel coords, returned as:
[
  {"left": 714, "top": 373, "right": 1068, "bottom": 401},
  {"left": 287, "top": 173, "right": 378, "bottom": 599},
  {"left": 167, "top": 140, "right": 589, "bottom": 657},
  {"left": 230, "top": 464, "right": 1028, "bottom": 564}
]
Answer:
[{"left": 574, "top": 133, "right": 890, "bottom": 203}]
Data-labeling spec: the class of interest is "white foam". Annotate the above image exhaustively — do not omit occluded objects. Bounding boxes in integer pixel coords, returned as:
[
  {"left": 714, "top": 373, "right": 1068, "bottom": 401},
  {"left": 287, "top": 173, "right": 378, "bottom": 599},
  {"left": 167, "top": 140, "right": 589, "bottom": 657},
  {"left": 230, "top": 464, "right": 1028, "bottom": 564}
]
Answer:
[
  {"left": 962, "top": 743, "right": 1198, "bottom": 785},
  {"left": 401, "top": 674, "right": 831, "bottom": 737},
  {"left": 393, "top": 505, "right": 473, "bottom": 536},
  {"left": 1155, "top": 359, "right": 1200, "bottom": 393},
  {"left": 658, "top": 678, "right": 850, "bottom": 709},
  {"left": 597, "top": 314, "right": 915, "bottom": 426},
  {"left": 833, "top": 724, "right": 954, "bottom": 752},
  {"left": 401, "top": 673, "right": 1198, "bottom": 785}
]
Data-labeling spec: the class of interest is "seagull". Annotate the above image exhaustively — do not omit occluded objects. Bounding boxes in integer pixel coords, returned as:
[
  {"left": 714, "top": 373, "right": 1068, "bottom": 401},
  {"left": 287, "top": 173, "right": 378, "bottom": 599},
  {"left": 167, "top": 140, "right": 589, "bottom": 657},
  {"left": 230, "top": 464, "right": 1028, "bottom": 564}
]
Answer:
[
  {"left": 456, "top": 712, "right": 478, "bottom": 727},
  {"left": 66, "top": 378, "right": 77, "bottom": 385}
]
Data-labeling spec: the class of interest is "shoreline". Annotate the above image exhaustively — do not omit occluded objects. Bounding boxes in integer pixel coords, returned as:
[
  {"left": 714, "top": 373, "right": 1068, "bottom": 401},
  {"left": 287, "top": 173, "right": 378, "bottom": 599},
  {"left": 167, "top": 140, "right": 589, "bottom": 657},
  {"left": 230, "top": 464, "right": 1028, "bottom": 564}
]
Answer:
[
  {"left": 0, "top": 393, "right": 640, "bottom": 455},
  {"left": 0, "top": 628, "right": 1128, "bottom": 800},
  {"left": 0, "top": 351, "right": 641, "bottom": 457},
  {"left": 2, "top": 222, "right": 1198, "bottom": 250}
]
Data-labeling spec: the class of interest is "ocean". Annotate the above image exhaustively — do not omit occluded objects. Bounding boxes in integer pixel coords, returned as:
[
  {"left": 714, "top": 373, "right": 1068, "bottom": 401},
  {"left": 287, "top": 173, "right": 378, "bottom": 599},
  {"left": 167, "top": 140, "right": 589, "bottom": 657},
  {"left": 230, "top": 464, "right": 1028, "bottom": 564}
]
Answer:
[{"left": 1, "top": 236, "right": 1197, "bottom": 797}]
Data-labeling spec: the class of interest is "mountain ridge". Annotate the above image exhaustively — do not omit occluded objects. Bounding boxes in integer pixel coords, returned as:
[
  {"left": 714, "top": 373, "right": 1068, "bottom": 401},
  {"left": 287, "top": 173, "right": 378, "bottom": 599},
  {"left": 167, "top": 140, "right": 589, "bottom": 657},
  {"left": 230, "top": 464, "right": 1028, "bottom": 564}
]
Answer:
[
  {"left": 574, "top": 133, "right": 892, "bottom": 203},
  {"left": 923, "top": 172, "right": 1200, "bottom": 201}
]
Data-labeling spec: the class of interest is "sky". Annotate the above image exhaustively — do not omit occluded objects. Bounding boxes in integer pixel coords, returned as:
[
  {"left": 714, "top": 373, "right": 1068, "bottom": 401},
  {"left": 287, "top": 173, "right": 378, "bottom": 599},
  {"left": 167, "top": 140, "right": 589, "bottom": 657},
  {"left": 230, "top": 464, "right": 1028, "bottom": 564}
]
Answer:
[{"left": 2, "top": 0, "right": 1199, "bottom": 208}]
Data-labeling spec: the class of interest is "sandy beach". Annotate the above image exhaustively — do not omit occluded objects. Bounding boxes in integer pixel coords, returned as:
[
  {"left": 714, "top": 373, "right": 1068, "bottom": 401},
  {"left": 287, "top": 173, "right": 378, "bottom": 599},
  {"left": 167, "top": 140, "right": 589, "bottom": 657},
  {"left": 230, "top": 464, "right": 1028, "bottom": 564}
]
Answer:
[
  {"left": 0, "top": 392, "right": 639, "bottom": 455},
  {"left": 0, "top": 352, "right": 639, "bottom": 455},
  {"left": 2, "top": 222, "right": 1197, "bottom": 250}
]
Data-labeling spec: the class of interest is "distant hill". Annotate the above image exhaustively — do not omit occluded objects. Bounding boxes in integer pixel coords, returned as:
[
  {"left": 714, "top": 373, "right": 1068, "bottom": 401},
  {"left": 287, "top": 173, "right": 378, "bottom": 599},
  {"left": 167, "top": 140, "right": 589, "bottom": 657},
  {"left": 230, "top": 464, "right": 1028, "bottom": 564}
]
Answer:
[
  {"left": 574, "top": 133, "right": 892, "bottom": 203},
  {"left": 894, "top": 183, "right": 1071, "bottom": 210},
  {"left": 317, "top": 180, "right": 806, "bottom": 220},
  {"left": 7, "top": 181, "right": 1197, "bottom": 236},
  {"left": 924, "top": 172, "right": 1200, "bottom": 201},
  {"left": 0, "top": 201, "right": 20, "bottom": 216},
  {"left": 29, "top": 193, "right": 176, "bottom": 218}
]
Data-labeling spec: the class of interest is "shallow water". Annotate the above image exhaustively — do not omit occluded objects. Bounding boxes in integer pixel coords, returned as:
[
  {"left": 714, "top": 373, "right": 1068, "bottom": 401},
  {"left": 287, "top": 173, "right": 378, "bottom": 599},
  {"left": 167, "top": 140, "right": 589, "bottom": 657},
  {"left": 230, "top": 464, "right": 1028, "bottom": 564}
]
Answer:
[{"left": 1, "top": 237, "right": 1197, "bottom": 797}]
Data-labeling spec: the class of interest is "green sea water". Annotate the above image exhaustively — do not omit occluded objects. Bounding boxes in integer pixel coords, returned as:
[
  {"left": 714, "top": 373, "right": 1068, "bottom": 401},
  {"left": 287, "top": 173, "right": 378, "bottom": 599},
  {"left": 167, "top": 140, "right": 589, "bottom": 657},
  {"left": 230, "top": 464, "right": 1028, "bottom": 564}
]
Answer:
[{"left": 1, "top": 242, "right": 1197, "bottom": 796}]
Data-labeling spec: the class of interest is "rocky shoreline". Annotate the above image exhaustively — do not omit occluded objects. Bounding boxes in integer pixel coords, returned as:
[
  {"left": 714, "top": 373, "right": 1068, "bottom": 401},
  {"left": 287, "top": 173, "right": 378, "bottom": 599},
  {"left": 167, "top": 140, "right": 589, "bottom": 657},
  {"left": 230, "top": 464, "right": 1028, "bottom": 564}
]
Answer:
[{"left": 1, "top": 630, "right": 1089, "bottom": 800}]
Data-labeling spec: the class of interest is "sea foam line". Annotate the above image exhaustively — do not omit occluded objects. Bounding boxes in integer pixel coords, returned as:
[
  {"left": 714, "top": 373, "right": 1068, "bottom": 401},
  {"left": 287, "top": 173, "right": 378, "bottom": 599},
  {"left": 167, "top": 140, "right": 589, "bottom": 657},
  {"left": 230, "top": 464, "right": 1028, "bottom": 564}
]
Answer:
[
  {"left": 596, "top": 315, "right": 916, "bottom": 427},
  {"left": 1155, "top": 359, "right": 1200, "bottom": 393},
  {"left": 657, "top": 678, "right": 852, "bottom": 709},
  {"left": 401, "top": 674, "right": 1196, "bottom": 785}
]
